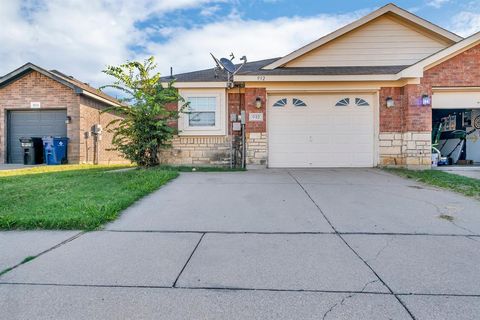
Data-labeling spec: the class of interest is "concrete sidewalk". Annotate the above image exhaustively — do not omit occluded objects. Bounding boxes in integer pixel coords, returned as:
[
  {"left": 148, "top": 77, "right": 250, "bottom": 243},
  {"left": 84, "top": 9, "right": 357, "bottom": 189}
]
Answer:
[
  {"left": 1, "top": 169, "right": 480, "bottom": 319},
  {"left": 436, "top": 166, "right": 480, "bottom": 180}
]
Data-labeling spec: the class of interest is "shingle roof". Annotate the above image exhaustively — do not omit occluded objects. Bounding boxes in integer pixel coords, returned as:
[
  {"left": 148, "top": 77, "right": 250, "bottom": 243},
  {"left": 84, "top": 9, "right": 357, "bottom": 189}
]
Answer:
[
  {"left": 161, "top": 57, "right": 410, "bottom": 82},
  {"left": 49, "top": 70, "right": 122, "bottom": 105},
  {"left": 161, "top": 58, "right": 278, "bottom": 82},
  {"left": 0, "top": 63, "right": 122, "bottom": 106}
]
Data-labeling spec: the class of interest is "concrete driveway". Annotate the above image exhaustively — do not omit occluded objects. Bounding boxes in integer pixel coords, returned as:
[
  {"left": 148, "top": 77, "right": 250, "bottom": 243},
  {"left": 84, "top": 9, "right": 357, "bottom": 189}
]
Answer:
[{"left": 1, "top": 169, "right": 480, "bottom": 319}]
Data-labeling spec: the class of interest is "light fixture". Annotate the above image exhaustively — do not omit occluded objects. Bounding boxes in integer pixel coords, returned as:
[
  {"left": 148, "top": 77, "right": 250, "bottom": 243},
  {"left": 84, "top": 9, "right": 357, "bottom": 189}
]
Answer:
[
  {"left": 421, "top": 94, "right": 431, "bottom": 106},
  {"left": 386, "top": 97, "right": 395, "bottom": 108},
  {"left": 255, "top": 96, "right": 262, "bottom": 109},
  {"left": 65, "top": 116, "right": 72, "bottom": 124}
]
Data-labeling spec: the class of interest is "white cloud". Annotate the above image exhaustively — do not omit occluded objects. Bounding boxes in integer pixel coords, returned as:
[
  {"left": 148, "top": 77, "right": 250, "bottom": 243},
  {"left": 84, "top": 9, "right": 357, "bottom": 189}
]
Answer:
[
  {"left": 451, "top": 11, "right": 480, "bottom": 36},
  {"left": 427, "top": 0, "right": 451, "bottom": 9},
  {"left": 0, "top": 1, "right": 363, "bottom": 88},
  {"left": 146, "top": 12, "right": 363, "bottom": 75},
  {"left": 0, "top": 0, "right": 222, "bottom": 85},
  {"left": 200, "top": 5, "right": 222, "bottom": 16}
]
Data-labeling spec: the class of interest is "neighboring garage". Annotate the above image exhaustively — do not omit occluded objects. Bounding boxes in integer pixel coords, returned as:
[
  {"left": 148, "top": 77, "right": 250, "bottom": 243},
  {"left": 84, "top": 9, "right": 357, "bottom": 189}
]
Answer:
[
  {"left": 268, "top": 94, "right": 375, "bottom": 168},
  {"left": 0, "top": 63, "right": 127, "bottom": 165},
  {"left": 7, "top": 110, "right": 67, "bottom": 163}
]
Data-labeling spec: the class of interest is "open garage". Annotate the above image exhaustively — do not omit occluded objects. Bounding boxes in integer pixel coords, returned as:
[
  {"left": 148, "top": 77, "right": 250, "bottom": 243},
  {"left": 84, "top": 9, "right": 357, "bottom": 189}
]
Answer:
[{"left": 432, "top": 90, "right": 480, "bottom": 166}]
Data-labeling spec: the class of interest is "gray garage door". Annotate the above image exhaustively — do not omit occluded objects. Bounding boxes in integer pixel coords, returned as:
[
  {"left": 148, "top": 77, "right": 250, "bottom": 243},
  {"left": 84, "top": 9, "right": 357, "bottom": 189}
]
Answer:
[{"left": 7, "top": 110, "right": 67, "bottom": 163}]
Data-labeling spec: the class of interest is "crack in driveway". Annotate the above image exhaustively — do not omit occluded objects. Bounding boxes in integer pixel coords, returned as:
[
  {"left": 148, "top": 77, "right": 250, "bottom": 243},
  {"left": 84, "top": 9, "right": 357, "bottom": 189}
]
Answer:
[
  {"left": 322, "top": 279, "right": 380, "bottom": 320},
  {"left": 366, "top": 235, "right": 395, "bottom": 264},
  {"left": 287, "top": 171, "right": 417, "bottom": 319},
  {"left": 379, "top": 188, "right": 477, "bottom": 235}
]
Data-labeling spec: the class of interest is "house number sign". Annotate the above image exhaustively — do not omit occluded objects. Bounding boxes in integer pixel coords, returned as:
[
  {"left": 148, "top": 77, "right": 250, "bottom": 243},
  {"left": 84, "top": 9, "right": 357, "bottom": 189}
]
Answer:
[
  {"left": 30, "top": 102, "right": 41, "bottom": 109},
  {"left": 249, "top": 113, "right": 263, "bottom": 122}
]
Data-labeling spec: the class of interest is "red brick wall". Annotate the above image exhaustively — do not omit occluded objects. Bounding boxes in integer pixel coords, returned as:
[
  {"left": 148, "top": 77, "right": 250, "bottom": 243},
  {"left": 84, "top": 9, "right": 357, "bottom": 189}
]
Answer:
[
  {"left": 379, "top": 87, "right": 405, "bottom": 132},
  {"left": 380, "top": 44, "right": 480, "bottom": 133},
  {"left": 403, "top": 84, "right": 431, "bottom": 132},
  {"left": 165, "top": 101, "right": 179, "bottom": 129},
  {"left": 0, "top": 71, "right": 80, "bottom": 163},
  {"left": 422, "top": 45, "right": 480, "bottom": 87},
  {"left": 0, "top": 70, "right": 128, "bottom": 164},
  {"left": 228, "top": 92, "right": 244, "bottom": 135},
  {"left": 245, "top": 88, "right": 266, "bottom": 133},
  {"left": 79, "top": 96, "right": 127, "bottom": 164}
]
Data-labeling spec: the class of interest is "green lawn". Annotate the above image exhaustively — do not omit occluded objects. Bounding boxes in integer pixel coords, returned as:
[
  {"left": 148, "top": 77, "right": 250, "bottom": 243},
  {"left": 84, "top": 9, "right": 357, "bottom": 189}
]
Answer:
[
  {"left": 386, "top": 168, "right": 480, "bottom": 200},
  {"left": 0, "top": 165, "right": 178, "bottom": 230}
]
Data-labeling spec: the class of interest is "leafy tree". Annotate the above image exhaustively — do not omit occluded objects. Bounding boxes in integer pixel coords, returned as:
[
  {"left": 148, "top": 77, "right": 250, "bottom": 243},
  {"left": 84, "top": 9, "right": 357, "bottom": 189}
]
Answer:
[{"left": 101, "top": 57, "right": 186, "bottom": 167}]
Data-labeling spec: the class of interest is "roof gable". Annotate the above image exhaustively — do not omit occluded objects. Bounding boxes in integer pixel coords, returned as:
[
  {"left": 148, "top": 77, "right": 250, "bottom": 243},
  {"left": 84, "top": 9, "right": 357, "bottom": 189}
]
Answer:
[
  {"left": 285, "top": 15, "right": 452, "bottom": 67},
  {"left": 0, "top": 63, "right": 77, "bottom": 91},
  {"left": 264, "top": 3, "right": 462, "bottom": 70},
  {"left": 0, "top": 63, "right": 121, "bottom": 106},
  {"left": 399, "top": 31, "right": 480, "bottom": 78}
]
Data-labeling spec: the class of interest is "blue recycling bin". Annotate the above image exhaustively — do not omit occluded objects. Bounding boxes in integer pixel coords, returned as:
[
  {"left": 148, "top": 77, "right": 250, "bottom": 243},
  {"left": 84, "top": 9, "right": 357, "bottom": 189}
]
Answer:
[{"left": 42, "top": 137, "right": 69, "bottom": 165}]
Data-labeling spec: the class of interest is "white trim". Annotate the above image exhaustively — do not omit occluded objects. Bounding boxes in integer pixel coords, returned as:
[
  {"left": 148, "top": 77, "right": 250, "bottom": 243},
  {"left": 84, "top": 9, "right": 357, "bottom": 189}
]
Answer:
[
  {"left": 433, "top": 86, "right": 480, "bottom": 92},
  {"left": 244, "top": 79, "right": 420, "bottom": 91},
  {"left": 266, "top": 88, "right": 380, "bottom": 94},
  {"left": 398, "top": 32, "right": 480, "bottom": 78},
  {"left": 373, "top": 91, "right": 380, "bottom": 167},
  {"left": 432, "top": 90, "right": 480, "bottom": 109},
  {"left": 234, "top": 74, "right": 401, "bottom": 82},
  {"left": 178, "top": 88, "right": 227, "bottom": 136},
  {"left": 81, "top": 90, "right": 121, "bottom": 107},
  {"left": 263, "top": 4, "right": 461, "bottom": 70},
  {"left": 162, "top": 82, "right": 228, "bottom": 88}
]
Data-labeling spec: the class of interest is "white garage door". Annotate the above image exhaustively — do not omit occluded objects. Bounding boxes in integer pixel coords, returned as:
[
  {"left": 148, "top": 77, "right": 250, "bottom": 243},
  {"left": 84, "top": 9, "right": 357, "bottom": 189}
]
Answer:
[{"left": 268, "top": 94, "right": 375, "bottom": 168}]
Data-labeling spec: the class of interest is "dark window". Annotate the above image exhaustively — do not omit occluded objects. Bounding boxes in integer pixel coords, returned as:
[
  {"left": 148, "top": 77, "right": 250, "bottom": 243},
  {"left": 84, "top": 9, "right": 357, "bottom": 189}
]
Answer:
[
  {"left": 293, "top": 98, "right": 307, "bottom": 107},
  {"left": 335, "top": 98, "right": 350, "bottom": 107},
  {"left": 273, "top": 98, "right": 287, "bottom": 107}
]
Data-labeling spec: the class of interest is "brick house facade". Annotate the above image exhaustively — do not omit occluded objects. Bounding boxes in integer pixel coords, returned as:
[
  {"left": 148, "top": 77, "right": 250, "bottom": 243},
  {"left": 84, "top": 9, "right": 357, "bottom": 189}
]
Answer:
[
  {"left": 3, "top": 4, "right": 478, "bottom": 169},
  {"left": 0, "top": 65, "right": 127, "bottom": 164},
  {"left": 378, "top": 44, "right": 480, "bottom": 167},
  {"left": 158, "top": 4, "right": 480, "bottom": 169}
]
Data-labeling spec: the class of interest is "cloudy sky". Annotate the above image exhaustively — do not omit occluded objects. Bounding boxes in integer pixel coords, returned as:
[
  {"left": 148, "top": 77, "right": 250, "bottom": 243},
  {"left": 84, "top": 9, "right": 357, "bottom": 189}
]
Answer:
[{"left": 1, "top": 0, "right": 480, "bottom": 88}]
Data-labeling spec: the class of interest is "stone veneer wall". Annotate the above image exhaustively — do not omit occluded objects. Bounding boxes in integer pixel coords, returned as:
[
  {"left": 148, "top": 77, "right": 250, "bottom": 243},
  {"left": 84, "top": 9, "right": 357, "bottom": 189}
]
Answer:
[
  {"left": 160, "top": 136, "right": 232, "bottom": 166},
  {"left": 379, "top": 132, "right": 431, "bottom": 166},
  {"left": 246, "top": 132, "right": 267, "bottom": 166}
]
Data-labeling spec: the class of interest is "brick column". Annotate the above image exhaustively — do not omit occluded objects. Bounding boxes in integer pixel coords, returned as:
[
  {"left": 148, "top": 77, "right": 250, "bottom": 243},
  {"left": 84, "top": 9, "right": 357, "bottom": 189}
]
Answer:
[
  {"left": 379, "top": 85, "right": 431, "bottom": 169},
  {"left": 244, "top": 88, "right": 267, "bottom": 168},
  {"left": 403, "top": 84, "right": 432, "bottom": 167}
]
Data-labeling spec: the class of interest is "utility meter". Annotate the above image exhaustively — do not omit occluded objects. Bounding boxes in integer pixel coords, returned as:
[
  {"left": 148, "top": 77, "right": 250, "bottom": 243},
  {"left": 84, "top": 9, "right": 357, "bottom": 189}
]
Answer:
[
  {"left": 240, "top": 111, "right": 246, "bottom": 125},
  {"left": 91, "top": 124, "right": 103, "bottom": 135}
]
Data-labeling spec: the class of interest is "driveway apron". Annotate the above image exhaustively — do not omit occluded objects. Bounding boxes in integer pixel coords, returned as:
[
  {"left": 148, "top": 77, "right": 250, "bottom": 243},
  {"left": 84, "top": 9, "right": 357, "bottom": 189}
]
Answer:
[{"left": 1, "top": 168, "right": 479, "bottom": 319}]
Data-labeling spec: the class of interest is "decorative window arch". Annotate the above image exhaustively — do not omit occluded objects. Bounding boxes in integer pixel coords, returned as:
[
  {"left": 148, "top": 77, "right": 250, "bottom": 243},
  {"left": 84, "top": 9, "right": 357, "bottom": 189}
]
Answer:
[
  {"left": 292, "top": 98, "right": 307, "bottom": 107},
  {"left": 355, "top": 98, "right": 370, "bottom": 106},
  {"left": 335, "top": 98, "right": 350, "bottom": 107},
  {"left": 273, "top": 98, "right": 287, "bottom": 107}
]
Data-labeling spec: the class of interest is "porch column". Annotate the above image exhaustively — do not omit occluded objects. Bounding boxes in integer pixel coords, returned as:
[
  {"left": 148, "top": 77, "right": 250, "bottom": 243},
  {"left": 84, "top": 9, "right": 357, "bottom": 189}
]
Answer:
[{"left": 379, "top": 84, "right": 432, "bottom": 169}]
